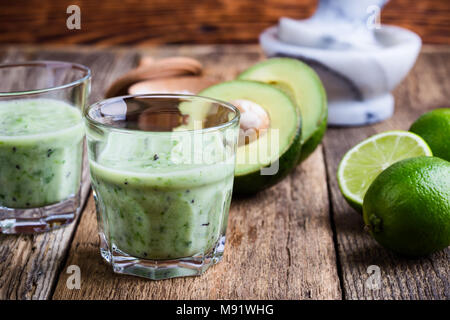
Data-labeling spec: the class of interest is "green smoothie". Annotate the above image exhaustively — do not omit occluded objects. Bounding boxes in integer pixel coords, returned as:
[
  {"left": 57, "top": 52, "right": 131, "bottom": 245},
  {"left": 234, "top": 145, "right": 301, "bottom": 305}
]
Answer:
[
  {"left": 89, "top": 132, "right": 235, "bottom": 260},
  {"left": 0, "top": 99, "right": 84, "bottom": 208}
]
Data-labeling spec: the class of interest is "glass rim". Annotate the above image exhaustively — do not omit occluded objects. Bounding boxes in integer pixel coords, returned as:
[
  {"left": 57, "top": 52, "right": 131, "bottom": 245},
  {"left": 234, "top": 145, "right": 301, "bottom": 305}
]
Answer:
[
  {"left": 85, "top": 93, "right": 241, "bottom": 135},
  {"left": 0, "top": 60, "right": 91, "bottom": 97}
]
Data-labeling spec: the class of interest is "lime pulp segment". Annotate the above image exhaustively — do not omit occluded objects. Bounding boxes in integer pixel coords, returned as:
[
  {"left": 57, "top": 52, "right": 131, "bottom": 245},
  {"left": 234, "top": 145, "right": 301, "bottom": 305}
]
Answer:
[{"left": 337, "top": 131, "right": 433, "bottom": 209}]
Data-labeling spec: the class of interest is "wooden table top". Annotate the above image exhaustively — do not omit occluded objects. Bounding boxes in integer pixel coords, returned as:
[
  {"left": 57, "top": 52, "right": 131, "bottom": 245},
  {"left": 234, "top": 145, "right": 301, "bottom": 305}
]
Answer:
[{"left": 0, "top": 44, "right": 448, "bottom": 300}]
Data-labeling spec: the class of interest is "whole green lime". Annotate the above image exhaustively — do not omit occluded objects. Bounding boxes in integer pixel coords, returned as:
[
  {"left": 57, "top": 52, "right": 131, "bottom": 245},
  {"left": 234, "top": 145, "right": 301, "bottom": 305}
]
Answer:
[
  {"left": 410, "top": 108, "right": 450, "bottom": 161},
  {"left": 363, "top": 156, "right": 450, "bottom": 257}
]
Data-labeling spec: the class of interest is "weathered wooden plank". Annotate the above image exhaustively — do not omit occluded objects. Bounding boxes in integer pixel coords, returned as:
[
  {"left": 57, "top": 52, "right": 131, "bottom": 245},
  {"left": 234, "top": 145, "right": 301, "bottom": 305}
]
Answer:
[
  {"left": 0, "top": 47, "right": 137, "bottom": 299},
  {"left": 0, "top": 0, "right": 448, "bottom": 45},
  {"left": 52, "top": 45, "right": 341, "bottom": 299},
  {"left": 322, "top": 48, "right": 450, "bottom": 300}
]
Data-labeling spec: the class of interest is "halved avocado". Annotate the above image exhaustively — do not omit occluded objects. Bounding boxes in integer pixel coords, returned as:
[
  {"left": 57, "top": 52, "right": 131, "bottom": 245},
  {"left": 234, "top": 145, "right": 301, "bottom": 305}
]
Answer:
[
  {"left": 238, "top": 58, "right": 327, "bottom": 163},
  {"left": 199, "top": 80, "right": 302, "bottom": 194}
]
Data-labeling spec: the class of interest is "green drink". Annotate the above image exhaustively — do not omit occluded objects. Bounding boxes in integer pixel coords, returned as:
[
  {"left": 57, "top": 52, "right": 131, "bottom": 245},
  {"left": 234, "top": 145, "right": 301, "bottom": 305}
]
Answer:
[
  {"left": 86, "top": 95, "right": 239, "bottom": 280},
  {"left": 0, "top": 99, "right": 84, "bottom": 208},
  {"left": 0, "top": 61, "right": 90, "bottom": 234}
]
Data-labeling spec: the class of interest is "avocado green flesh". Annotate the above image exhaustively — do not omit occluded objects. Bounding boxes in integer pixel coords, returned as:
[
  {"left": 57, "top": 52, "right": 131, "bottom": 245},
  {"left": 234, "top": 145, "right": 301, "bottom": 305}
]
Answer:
[
  {"left": 238, "top": 58, "right": 327, "bottom": 162},
  {"left": 233, "top": 128, "right": 302, "bottom": 194},
  {"left": 199, "top": 80, "right": 302, "bottom": 193}
]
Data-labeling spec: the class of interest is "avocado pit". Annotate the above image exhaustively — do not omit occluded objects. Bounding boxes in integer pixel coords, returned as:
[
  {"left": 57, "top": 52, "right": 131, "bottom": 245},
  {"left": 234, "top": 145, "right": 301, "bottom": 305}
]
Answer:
[{"left": 231, "top": 99, "right": 270, "bottom": 145}]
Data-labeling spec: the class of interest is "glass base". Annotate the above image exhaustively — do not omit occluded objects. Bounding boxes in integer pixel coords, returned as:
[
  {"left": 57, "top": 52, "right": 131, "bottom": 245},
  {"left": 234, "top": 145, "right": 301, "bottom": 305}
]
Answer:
[
  {"left": 100, "top": 234, "right": 226, "bottom": 280},
  {"left": 0, "top": 192, "right": 81, "bottom": 234}
]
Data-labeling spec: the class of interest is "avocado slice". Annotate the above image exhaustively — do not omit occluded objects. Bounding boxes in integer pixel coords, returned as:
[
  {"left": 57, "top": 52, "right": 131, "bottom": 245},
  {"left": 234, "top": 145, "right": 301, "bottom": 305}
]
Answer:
[
  {"left": 199, "top": 80, "right": 302, "bottom": 194},
  {"left": 238, "top": 58, "right": 327, "bottom": 162}
]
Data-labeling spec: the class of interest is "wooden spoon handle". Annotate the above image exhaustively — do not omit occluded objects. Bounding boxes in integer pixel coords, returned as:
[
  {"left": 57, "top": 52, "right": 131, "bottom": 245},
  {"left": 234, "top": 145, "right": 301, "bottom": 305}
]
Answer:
[
  {"left": 105, "top": 56, "right": 203, "bottom": 98},
  {"left": 128, "top": 76, "right": 218, "bottom": 95},
  {"left": 138, "top": 56, "right": 155, "bottom": 67}
]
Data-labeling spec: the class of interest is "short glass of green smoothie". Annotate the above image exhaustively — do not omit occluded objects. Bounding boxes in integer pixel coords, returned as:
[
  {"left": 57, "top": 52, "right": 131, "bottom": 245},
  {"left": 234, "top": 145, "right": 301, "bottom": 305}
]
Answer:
[
  {"left": 85, "top": 94, "right": 240, "bottom": 280},
  {"left": 0, "top": 61, "right": 91, "bottom": 233}
]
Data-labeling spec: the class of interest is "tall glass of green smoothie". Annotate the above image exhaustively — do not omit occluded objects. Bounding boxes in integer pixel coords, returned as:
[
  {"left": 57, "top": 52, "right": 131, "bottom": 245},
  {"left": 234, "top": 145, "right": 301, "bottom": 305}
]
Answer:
[
  {"left": 85, "top": 94, "right": 240, "bottom": 280},
  {"left": 0, "top": 61, "right": 91, "bottom": 233}
]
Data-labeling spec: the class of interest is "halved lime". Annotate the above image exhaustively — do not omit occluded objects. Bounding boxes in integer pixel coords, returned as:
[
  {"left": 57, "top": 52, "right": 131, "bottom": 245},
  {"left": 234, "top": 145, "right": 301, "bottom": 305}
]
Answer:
[{"left": 337, "top": 130, "right": 432, "bottom": 212}]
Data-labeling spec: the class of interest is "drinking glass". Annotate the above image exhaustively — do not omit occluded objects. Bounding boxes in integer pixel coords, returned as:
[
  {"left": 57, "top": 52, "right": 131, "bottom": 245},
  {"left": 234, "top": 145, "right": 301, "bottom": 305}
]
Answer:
[
  {"left": 84, "top": 94, "right": 240, "bottom": 280},
  {"left": 0, "top": 61, "right": 91, "bottom": 233}
]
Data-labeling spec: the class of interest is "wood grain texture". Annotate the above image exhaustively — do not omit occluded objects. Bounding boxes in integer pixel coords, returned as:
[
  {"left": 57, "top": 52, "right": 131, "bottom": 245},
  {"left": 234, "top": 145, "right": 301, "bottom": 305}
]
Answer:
[
  {"left": 0, "top": 47, "right": 138, "bottom": 300},
  {"left": 51, "top": 46, "right": 341, "bottom": 300},
  {"left": 322, "top": 47, "right": 450, "bottom": 300},
  {"left": 0, "top": 0, "right": 448, "bottom": 45}
]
